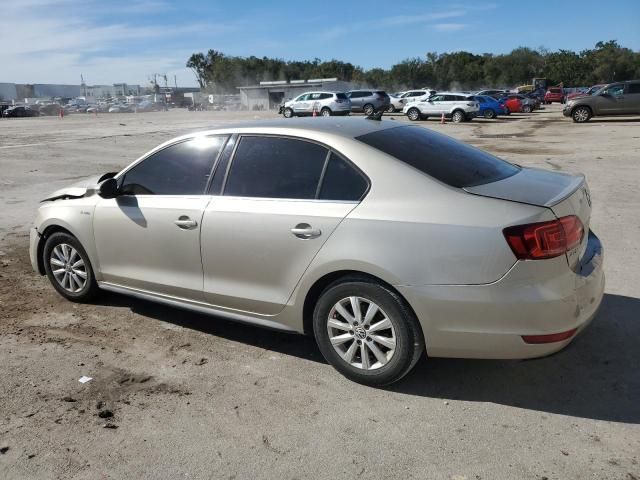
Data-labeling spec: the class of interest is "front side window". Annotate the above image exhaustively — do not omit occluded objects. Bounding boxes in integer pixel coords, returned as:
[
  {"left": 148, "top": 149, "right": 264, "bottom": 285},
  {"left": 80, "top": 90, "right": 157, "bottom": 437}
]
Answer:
[
  {"left": 224, "top": 136, "right": 328, "bottom": 199},
  {"left": 604, "top": 85, "right": 624, "bottom": 97},
  {"left": 120, "top": 136, "right": 226, "bottom": 195}
]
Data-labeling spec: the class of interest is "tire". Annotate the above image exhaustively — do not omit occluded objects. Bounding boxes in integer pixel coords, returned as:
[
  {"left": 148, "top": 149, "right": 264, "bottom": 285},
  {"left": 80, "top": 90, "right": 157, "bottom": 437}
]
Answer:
[
  {"left": 484, "top": 109, "right": 496, "bottom": 119},
  {"left": 406, "top": 107, "right": 421, "bottom": 121},
  {"left": 320, "top": 107, "right": 332, "bottom": 117},
  {"left": 386, "top": 104, "right": 395, "bottom": 113},
  {"left": 522, "top": 104, "right": 532, "bottom": 113},
  {"left": 451, "top": 110, "right": 465, "bottom": 123},
  {"left": 43, "top": 232, "right": 98, "bottom": 302},
  {"left": 363, "top": 104, "right": 375, "bottom": 116},
  {"left": 313, "top": 278, "right": 424, "bottom": 386},
  {"left": 572, "top": 106, "right": 591, "bottom": 123},
  {"left": 283, "top": 107, "right": 294, "bottom": 118}
]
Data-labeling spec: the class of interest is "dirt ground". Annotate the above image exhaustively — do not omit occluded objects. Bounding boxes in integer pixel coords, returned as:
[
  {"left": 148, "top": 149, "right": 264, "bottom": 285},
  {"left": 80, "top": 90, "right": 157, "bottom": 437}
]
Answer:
[{"left": 1, "top": 106, "right": 639, "bottom": 480}]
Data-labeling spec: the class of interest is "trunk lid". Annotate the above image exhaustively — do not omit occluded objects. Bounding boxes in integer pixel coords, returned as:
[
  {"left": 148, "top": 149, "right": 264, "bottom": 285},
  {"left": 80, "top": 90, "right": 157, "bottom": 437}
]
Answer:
[{"left": 465, "top": 167, "right": 592, "bottom": 269}]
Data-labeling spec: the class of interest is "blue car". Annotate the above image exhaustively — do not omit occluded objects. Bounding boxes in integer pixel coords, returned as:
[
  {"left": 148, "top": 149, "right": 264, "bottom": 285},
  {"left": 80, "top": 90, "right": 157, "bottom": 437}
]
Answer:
[{"left": 468, "top": 95, "right": 507, "bottom": 119}]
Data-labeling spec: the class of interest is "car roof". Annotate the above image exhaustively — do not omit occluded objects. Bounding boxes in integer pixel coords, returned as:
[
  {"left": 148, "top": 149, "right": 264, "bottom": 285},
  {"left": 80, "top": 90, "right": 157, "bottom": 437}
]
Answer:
[
  {"left": 179, "top": 117, "right": 404, "bottom": 142},
  {"left": 430, "top": 91, "right": 468, "bottom": 96}
]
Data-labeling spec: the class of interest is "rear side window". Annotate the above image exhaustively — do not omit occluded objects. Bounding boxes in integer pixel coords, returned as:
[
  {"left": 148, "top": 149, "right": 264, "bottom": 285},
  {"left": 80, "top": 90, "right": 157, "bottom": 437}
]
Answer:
[
  {"left": 319, "top": 153, "right": 368, "bottom": 201},
  {"left": 121, "top": 136, "right": 226, "bottom": 195},
  {"left": 319, "top": 93, "right": 333, "bottom": 99},
  {"left": 356, "top": 126, "right": 519, "bottom": 188},
  {"left": 627, "top": 83, "right": 640, "bottom": 94},
  {"left": 224, "top": 136, "right": 327, "bottom": 199},
  {"left": 336, "top": 93, "right": 348, "bottom": 99}
]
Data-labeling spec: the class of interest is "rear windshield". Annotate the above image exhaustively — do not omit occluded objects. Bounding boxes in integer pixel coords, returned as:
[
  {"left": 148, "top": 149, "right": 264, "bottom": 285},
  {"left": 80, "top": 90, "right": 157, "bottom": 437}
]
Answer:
[
  {"left": 375, "top": 91, "right": 388, "bottom": 96},
  {"left": 336, "top": 93, "right": 348, "bottom": 99},
  {"left": 356, "top": 126, "right": 520, "bottom": 188}
]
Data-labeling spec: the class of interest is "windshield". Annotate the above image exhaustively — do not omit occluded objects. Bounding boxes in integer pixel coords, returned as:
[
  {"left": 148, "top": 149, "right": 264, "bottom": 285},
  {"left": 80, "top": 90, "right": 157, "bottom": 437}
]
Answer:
[{"left": 356, "top": 126, "right": 520, "bottom": 188}]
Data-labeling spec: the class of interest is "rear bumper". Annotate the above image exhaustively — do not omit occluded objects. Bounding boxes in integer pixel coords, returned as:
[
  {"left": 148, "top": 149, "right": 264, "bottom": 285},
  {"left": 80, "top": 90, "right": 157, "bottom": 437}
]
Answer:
[{"left": 398, "top": 231, "right": 604, "bottom": 359}]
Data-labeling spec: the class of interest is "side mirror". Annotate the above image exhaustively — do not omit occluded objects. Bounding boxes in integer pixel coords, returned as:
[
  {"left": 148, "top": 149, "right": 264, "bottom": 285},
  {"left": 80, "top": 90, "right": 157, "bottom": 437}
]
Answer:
[{"left": 98, "top": 177, "right": 119, "bottom": 199}]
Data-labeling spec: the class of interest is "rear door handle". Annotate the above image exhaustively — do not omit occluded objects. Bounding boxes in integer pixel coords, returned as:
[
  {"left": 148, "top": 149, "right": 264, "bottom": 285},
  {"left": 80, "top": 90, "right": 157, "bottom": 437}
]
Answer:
[
  {"left": 175, "top": 216, "right": 198, "bottom": 229},
  {"left": 291, "top": 223, "right": 321, "bottom": 239}
]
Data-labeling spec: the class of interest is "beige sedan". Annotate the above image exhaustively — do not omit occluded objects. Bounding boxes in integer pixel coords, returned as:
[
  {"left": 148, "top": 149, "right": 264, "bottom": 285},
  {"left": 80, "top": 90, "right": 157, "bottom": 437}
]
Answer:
[{"left": 30, "top": 118, "right": 604, "bottom": 385}]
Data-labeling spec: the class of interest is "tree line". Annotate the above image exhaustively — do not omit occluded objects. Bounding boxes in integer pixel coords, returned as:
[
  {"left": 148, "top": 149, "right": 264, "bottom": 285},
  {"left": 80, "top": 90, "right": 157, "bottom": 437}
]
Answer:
[{"left": 187, "top": 41, "right": 640, "bottom": 93}]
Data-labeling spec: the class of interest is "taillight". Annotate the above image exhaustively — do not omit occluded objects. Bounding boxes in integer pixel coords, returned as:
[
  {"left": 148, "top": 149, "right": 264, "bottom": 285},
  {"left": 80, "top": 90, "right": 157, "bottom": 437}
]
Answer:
[{"left": 503, "top": 215, "right": 584, "bottom": 260}]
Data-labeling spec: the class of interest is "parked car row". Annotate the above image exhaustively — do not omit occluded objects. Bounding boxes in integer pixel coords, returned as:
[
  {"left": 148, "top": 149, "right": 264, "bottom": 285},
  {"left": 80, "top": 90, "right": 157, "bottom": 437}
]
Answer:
[{"left": 279, "top": 87, "right": 545, "bottom": 122}]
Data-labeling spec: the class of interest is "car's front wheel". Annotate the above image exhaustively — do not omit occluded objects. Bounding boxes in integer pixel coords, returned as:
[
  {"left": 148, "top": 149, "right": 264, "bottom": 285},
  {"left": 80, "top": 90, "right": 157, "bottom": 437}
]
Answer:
[
  {"left": 283, "top": 107, "right": 294, "bottom": 118},
  {"left": 43, "top": 232, "right": 98, "bottom": 302},
  {"left": 363, "top": 104, "right": 375, "bottom": 116},
  {"left": 572, "top": 106, "right": 591, "bottom": 123},
  {"left": 313, "top": 278, "right": 424, "bottom": 386},
  {"left": 406, "top": 107, "right": 421, "bottom": 121},
  {"left": 522, "top": 104, "right": 532, "bottom": 113},
  {"left": 386, "top": 104, "right": 395, "bottom": 113}
]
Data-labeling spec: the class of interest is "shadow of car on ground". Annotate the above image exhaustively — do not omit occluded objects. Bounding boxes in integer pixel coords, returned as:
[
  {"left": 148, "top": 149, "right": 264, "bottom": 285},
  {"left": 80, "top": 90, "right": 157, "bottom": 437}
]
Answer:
[{"left": 98, "top": 291, "right": 639, "bottom": 424}]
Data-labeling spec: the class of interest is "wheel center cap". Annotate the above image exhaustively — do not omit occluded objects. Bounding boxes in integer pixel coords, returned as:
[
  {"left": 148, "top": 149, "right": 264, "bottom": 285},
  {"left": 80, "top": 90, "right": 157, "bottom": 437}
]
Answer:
[{"left": 354, "top": 326, "right": 367, "bottom": 339}]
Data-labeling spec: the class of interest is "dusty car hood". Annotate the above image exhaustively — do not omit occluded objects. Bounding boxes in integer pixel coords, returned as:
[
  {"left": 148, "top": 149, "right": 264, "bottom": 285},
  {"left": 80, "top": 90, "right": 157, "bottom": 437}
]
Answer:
[{"left": 41, "top": 174, "right": 106, "bottom": 202}]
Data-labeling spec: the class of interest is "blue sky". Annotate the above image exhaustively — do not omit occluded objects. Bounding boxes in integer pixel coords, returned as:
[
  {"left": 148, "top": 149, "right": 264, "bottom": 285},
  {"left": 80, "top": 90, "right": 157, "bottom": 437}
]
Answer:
[{"left": 2, "top": 0, "right": 639, "bottom": 87}]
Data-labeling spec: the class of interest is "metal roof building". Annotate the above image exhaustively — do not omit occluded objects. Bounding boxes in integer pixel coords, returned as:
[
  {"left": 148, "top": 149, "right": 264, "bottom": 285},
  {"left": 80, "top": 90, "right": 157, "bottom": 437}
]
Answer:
[{"left": 237, "top": 78, "right": 352, "bottom": 111}]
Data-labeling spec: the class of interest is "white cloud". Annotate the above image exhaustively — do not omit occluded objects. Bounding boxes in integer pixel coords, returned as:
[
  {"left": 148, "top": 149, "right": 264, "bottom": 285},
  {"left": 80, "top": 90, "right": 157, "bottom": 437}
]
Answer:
[
  {"left": 432, "top": 23, "right": 467, "bottom": 32},
  {"left": 383, "top": 10, "right": 466, "bottom": 26},
  {"left": 0, "top": 0, "right": 230, "bottom": 86}
]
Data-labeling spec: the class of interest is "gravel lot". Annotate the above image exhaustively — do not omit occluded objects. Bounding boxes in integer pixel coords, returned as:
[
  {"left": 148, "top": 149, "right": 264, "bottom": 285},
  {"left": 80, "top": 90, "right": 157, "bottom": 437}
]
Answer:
[{"left": 1, "top": 106, "right": 639, "bottom": 480}]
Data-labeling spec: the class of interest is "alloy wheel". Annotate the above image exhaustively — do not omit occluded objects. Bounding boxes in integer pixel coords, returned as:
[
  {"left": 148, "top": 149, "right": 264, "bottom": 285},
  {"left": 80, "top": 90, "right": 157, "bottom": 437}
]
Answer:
[
  {"left": 326, "top": 296, "right": 396, "bottom": 370},
  {"left": 573, "top": 107, "right": 590, "bottom": 123},
  {"left": 50, "top": 243, "right": 87, "bottom": 293},
  {"left": 407, "top": 108, "right": 420, "bottom": 121}
]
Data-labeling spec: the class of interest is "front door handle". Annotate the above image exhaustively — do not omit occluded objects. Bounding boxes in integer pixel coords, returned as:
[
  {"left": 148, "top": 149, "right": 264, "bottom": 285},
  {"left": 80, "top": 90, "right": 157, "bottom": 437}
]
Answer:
[
  {"left": 175, "top": 216, "right": 198, "bottom": 229},
  {"left": 291, "top": 223, "right": 321, "bottom": 239}
]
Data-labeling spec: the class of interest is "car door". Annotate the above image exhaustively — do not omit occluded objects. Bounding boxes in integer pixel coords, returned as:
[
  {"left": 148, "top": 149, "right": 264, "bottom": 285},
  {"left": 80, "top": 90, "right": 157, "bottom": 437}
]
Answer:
[
  {"left": 93, "top": 135, "right": 227, "bottom": 299},
  {"left": 349, "top": 92, "right": 366, "bottom": 111},
  {"left": 623, "top": 82, "right": 640, "bottom": 114},
  {"left": 292, "top": 94, "right": 310, "bottom": 114},
  {"left": 594, "top": 84, "right": 625, "bottom": 114},
  {"left": 420, "top": 94, "right": 442, "bottom": 115},
  {"left": 200, "top": 135, "right": 367, "bottom": 315}
]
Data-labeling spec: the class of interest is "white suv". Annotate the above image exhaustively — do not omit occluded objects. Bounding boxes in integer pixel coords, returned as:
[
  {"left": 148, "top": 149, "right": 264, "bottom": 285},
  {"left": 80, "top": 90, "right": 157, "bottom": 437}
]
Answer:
[
  {"left": 282, "top": 91, "right": 351, "bottom": 117},
  {"left": 403, "top": 92, "right": 479, "bottom": 122}
]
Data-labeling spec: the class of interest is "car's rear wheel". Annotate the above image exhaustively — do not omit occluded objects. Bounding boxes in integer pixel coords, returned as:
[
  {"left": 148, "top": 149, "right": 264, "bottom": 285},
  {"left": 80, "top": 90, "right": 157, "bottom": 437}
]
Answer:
[
  {"left": 572, "top": 106, "right": 591, "bottom": 123},
  {"left": 484, "top": 109, "right": 496, "bottom": 119},
  {"left": 386, "top": 104, "right": 395, "bottom": 113},
  {"left": 320, "top": 107, "right": 332, "bottom": 117},
  {"left": 43, "top": 232, "right": 98, "bottom": 302},
  {"left": 407, "top": 107, "right": 421, "bottom": 121},
  {"left": 363, "top": 104, "right": 375, "bottom": 116},
  {"left": 451, "top": 110, "right": 465, "bottom": 123},
  {"left": 522, "top": 104, "right": 532, "bottom": 113},
  {"left": 313, "top": 279, "right": 424, "bottom": 386},
  {"left": 283, "top": 107, "right": 294, "bottom": 118}
]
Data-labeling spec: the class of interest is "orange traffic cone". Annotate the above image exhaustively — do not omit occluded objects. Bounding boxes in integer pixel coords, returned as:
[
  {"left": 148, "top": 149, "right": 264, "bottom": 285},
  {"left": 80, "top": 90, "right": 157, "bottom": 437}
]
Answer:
[
  {"left": 59, "top": 108, "right": 64, "bottom": 119},
  {"left": 312, "top": 107, "right": 317, "bottom": 118},
  {"left": 440, "top": 113, "right": 445, "bottom": 124}
]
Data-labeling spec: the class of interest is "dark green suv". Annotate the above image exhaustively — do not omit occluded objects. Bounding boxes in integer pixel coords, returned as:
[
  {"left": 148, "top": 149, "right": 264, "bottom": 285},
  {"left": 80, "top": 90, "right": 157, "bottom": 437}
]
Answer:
[{"left": 563, "top": 80, "right": 640, "bottom": 122}]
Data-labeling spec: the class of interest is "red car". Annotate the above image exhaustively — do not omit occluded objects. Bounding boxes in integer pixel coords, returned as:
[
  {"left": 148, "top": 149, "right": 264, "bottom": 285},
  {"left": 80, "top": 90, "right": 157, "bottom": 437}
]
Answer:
[
  {"left": 544, "top": 87, "right": 564, "bottom": 104},
  {"left": 502, "top": 96, "right": 522, "bottom": 113},
  {"left": 566, "top": 84, "right": 605, "bottom": 101}
]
